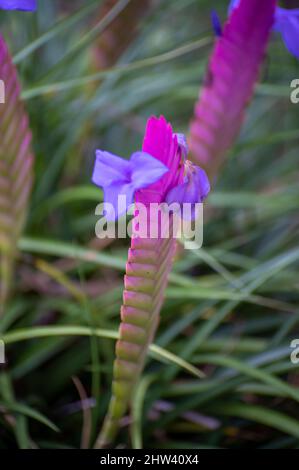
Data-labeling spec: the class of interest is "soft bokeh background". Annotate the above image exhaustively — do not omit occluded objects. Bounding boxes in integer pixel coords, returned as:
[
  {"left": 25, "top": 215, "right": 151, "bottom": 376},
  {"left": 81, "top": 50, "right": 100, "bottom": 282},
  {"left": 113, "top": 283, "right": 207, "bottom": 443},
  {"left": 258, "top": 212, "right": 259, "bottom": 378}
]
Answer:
[{"left": 0, "top": 0, "right": 299, "bottom": 449}]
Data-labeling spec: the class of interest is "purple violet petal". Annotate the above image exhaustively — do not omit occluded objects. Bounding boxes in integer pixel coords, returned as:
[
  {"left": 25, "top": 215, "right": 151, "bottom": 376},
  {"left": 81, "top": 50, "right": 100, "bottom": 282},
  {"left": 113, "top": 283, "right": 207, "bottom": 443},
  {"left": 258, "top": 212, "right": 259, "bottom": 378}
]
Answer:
[
  {"left": 274, "top": 7, "right": 299, "bottom": 59},
  {"left": 194, "top": 166, "right": 211, "bottom": 202},
  {"left": 92, "top": 148, "right": 171, "bottom": 221},
  {"left": 165, "top": 180, "right": 199, "bottom": 221},
  {"left": 103, "top": 183, "right": 135, "bottom": 221},
  {"left": 130, "top": 151, "right": 169, "bottom": 189},
  {"left": 175, "top": 133, "right": 189, "bottom": 160},
  {"left": 211, "top": 10, "right": 223, "bottom": 37},
  {"left": 165, "top": 164, "right": 210, "bottom": 220},
  {"left": 228, "top": 0, "right": 240, "bottom": 14},
  {"left": 92, "top": 150, "right": 131, "bottom": 188},
  {"left": 0, "top": 0, "right": 36, "bottom": 10},
  {"left": 165, "top": 181, "right": 190, "bottom": 206}
]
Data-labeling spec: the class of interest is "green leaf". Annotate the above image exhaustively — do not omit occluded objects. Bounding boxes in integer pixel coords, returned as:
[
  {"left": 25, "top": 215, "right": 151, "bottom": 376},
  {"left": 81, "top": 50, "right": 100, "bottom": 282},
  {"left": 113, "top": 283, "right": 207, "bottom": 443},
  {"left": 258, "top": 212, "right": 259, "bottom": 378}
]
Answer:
[
  {"left": 0, "top": 401, "right": 59, "bottom": 433},
  {"left": 2, "top": 325, "right": 202, "bottom": 378},
  {"left": 13, "top": 1, "right": 99, "bottom": 64},
  {"left": 193, "top": 354, "right": 299, "bottom": 402},
  {"left": 212, "top": 402, "right": 299, "bottom": 440}
]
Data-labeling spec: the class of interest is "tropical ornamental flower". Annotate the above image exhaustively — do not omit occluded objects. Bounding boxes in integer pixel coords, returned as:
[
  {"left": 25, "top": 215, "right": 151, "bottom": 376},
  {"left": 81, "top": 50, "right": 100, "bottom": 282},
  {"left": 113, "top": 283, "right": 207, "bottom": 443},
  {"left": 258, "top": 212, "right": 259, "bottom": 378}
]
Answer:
[
  {"left": 92, "top": 123, "right": 210, "bottom": 222},
  {"left": 92, "top": 116, "right": 210, "bottom": 448},
  {"left": 189, "top": 0, "right": 276, "bottom": 179},
  {"left": 0, "top": 0, "right": 36, "bottom": 10}
]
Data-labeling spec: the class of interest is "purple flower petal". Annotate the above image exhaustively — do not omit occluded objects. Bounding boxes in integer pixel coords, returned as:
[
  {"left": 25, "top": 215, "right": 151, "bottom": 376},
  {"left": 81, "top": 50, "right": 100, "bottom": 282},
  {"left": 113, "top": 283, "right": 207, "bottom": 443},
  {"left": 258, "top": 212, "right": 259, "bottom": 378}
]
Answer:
[
  {"left": 175, "top": 133, "right": 189, "bottom": 160},
  {"left": 211, "top": 10, "right": 223, "bottom": 37},
  {"left": 103, "top": 183, "right": 135, "bottom": 221},
  {"left": 228, "top": 0, "right": 240, "bottom": 14},
  {"left": 92, "top": 150, "right": 131, "bottom": 188},
  {"left": 0, "top": 0, "right": 36, "bottom": 10},
  {"left": 92, "top": 148, "right": 170, "bottom": 221},
  {"left": 274, "top": 7, "right": 299, "bottom": 60},
  {"left": 130, "top": 151, "right": 169, "bottom": 189},
  {"left": 195, "top": 166, "right": 211, "bottom": 202},
  {"left": 165, "top": 162, "right": 210, "bottom": 220}
]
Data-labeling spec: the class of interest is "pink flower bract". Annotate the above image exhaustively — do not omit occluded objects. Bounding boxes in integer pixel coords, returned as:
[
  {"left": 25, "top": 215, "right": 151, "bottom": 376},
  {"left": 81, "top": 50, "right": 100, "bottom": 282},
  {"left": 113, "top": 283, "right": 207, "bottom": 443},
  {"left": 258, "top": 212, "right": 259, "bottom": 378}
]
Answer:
[{"left": 189, "top": 0, "right": 276, "bottom": 179}]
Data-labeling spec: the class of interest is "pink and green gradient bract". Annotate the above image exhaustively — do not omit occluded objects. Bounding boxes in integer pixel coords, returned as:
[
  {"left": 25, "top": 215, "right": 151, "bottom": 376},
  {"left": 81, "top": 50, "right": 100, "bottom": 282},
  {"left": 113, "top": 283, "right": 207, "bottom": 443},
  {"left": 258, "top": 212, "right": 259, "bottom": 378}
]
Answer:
[
  {"left": 92, "top": 118, "right": 210, "bottom": 447},
  {"left": 0, "top": 35, "right": 33, "bottom": 310},
  {"left": 189, "top": 0, "right": 276, "bottom": 179},
  {"left": 94, "top": 116, "right": 186, "bottom": 448}
]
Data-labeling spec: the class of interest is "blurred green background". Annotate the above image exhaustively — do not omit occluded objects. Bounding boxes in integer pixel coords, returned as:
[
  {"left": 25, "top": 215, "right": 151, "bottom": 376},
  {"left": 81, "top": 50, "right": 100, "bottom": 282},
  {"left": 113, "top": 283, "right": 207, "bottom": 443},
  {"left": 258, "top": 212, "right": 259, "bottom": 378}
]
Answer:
[{"left": 0, "top": 0, "right": 299, "bottom": 449}]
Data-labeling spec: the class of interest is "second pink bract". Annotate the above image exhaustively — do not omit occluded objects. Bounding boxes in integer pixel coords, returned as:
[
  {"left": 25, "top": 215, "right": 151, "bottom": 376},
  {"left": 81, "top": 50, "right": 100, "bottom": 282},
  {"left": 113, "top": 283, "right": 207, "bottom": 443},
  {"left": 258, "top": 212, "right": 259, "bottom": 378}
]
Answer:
[{"left": 189, "top": 0, "right": 276, "bottom": 179}]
